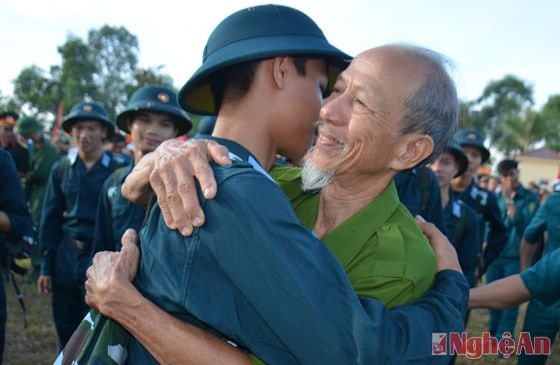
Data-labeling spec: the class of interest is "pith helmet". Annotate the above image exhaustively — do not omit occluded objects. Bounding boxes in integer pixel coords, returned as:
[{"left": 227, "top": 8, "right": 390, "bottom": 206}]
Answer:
[
  {"left": 178, "top": 4, "right": 351, "bottom": 115},
  {"left": 62, "top": 101, "right": 115, "bottom": 138},
  {"left": 116, "top": 85, "right": 192, "bottom": 135},
  {"left": 454, "top": 129, "right": 490, "bottom": 164},
  {"left": 15, "top": 116, "right": 43, "bottom": 135},
  {"left": 446, "top": 139, "right": 469, "bottom": 177}
]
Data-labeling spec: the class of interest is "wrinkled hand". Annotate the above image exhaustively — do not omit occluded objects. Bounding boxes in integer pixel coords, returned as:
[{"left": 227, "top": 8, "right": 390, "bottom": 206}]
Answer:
[
  {"left": 122, "top": 139, "right": 184, "bottom": 206},
  {"left": 37, "top": 275, "right": 52, "bottom": 296},
  {"left": 148, "top": 138, "right": 230, "bottom": 236},
  {"left": 85, "top": 229, "right": 140, "bottom": 316},
  {"left": 416, "top": 215, "right": 462, "bottom": 273}
]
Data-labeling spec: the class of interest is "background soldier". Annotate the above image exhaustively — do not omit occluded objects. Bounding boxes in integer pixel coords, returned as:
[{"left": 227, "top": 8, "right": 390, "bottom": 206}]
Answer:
[
  {"left": 36, "top": 101, "right": 129, "bottom": 348},
  {"left": 92, "top": 85, "right": 191, "bottom": 254}
]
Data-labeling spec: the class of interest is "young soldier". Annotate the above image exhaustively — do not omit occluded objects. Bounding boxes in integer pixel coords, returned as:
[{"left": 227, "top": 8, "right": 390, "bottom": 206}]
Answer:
[
  {"left": 487, "top": 159, "right": 538, "bottom": 341},
  {"left": 15, "top": 116, "right": 59, "bottom": 275},
  {"left": 452, "top": 129, "right": 509, "bottom": 276},
  {"left": 37, "top": 101, "right": 129, "bottom": 348},
  {"left": 92, "top": 85, "right": 191, "bottom": 254},
  {"left": 430, "top": 141, "right": 480, "bottom": 287}
]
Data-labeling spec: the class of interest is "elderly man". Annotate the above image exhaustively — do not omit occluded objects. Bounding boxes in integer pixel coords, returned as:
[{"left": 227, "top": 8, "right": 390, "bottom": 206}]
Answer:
[{"left": 78, "top": 5, "right": 466, "bottom": 365}]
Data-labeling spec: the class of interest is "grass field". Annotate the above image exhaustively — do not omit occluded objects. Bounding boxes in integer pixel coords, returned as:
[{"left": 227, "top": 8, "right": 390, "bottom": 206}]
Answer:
[{"left": 3, "top": 275, "right": 560, "bottom": 364}]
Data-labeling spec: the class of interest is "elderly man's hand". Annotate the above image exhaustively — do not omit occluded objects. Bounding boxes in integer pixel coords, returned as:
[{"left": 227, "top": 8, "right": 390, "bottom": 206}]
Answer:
[
  {"left": 416, "top": 215, "right": 462, "bottom": 273},
  {"left": 85, "top": 229, "right": 140, "bottom": 317},
  {"left": 122, "top": 139, "right": 183, "bottom": 207},
  {"left": 124, "top": 138, "right": 231, "bottom": 236}
]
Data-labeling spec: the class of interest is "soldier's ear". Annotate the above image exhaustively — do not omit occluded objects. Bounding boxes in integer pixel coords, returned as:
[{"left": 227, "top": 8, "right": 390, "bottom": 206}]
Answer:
[{"left": 389, "top": 134, "right": 434, "bottom": 171}]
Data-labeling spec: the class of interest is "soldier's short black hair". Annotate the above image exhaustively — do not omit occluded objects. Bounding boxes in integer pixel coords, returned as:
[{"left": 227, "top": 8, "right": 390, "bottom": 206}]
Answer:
[{"left": 497, "top": 159, "right": 519, "bottom": 176}]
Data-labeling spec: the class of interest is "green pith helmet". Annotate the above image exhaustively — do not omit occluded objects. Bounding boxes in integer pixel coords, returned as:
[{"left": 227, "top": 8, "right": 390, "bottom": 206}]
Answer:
[
  {"left": 454, "top": 129, "right": 490, "bottom": 164},
  {"left": 116, "top": 85, "right": 192, "bottom": 135},
  {"left": 15, "top": 116, "right": 43, "bottom": 135},
  {"left": 62, "top": 101, "right": 115, "bottom": 138},
  {"left": 178, "top": 4, "right": 351, "bottom": 115},
  {"left": 446, "top": 139, "right": 469, "bottom": 177}
]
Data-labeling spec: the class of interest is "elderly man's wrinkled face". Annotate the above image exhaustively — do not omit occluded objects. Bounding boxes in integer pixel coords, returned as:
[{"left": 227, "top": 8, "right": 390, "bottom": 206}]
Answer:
[{"left": 301, "top": 47, "right": 424, "bottom": 190}]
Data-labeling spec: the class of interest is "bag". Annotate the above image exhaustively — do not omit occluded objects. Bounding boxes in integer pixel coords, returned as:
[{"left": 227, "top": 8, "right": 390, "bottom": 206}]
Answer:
[{"left": 55, "top": 309, "right": 131, "bottom": 365}]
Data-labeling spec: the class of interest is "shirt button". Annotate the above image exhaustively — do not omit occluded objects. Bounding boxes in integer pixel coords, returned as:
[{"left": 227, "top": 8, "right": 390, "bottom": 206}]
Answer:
[{"left": 381, "top": 225, "right": 391, "bottom": 231}]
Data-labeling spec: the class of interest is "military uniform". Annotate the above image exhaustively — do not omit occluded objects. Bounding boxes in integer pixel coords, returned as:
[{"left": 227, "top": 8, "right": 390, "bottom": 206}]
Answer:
[
  {"left": 92, "top": 85, "right": 192, "bottom": 255},
  {"left": 395, "top": 166, "right": 446, "bottom": 235},
  {"left": 517, "top": 192, "right": 560, "bottom": 365},
  {"left": 0, "top": 149, "right": 33, "bottom": 362},
  {"left": 39, "top": 101, "right": 127, "bottom": 347},
  {"left": 40, "top": 149, "right": 128, "bottom": 346},
  {"left": 443, "top": 190, "right": 480, "bottom": 288},
  {"left": 454, "top": 181, "right": 508, "bottom": 270},
  {"left": 486, "top": 184, "right": 539, "bottom": 339},
  {"left": 454, "top": 130, "right": 508, "bottom": 272}
]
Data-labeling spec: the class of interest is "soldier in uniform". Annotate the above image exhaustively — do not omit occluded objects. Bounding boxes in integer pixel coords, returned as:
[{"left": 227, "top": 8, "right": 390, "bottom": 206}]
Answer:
[
  {"left": 36, "top": 101, "right": 129, "bottom": 348},
  {"left": 430, "top": 141, "right": 480, "bottom": 288},
  {"left": 515, "top": 175, "right": 560, "bottom": 365},
  {"left": 15, "top": 116, "right": 59, "bottom": 278},
  {"left": 451, "top": 129, "right": 508, "bottom": 276},
  {"left": 0, "top": 112, "right": 29, "bottom": 178},
  {"left": 470, "top": 247, "right": 560, "bottom": 309},
  {"left": 92, "top": 85, "right": 191, "bottom": 254},
  {"left": 0, "top": 149, "right": 33, "bottom": 363},
  {"left": 486, "top": 159, "right": 538, "bottom": 340},
  {"left": 15, "top": 116, "right": 59, "bottom": 225},
  {"left": 395, "top": 166, "right": 446, "bottom": 235}
]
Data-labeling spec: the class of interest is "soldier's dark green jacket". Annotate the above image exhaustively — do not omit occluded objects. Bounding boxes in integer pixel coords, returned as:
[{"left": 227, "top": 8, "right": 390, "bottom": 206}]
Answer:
[
  {"left": 521, "top": 247, "right": 560, "bottom": 304},
  {"left": 496, "top": 185, "right": 539, "bottom": 258},
  {"left": 25, "top": 135, "right": 58, "bottom": 225},
  {"left": 518, "top": 192, "right": 560, "bottom": 365},
  {"left": 523, "top": 192, "right": 560, "bottom": 256}
]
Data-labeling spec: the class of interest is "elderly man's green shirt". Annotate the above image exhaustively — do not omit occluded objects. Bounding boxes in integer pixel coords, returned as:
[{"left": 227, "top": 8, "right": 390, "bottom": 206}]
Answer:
[{"left": 271, "top": 165, "right": 436, "bottom": 308}]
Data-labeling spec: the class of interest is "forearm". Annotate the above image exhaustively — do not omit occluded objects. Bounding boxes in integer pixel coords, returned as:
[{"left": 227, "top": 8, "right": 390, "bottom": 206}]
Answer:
[
  {"left": 469, "top": 274, "right": 531, "bottom": 309},
  {"left": 519, "top": 238, "right": 537, "bottom": 271},
  {"left": 103, "top": 282, "right": 251, "bottom": 365},
  {"left": 121, "top": 164, "right": 153, "bottom": 207}
]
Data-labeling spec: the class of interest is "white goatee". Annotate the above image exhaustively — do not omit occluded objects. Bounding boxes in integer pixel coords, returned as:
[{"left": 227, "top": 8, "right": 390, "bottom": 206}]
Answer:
[{"left": 301, "top": 152, "right": 334, "bottom": 192}]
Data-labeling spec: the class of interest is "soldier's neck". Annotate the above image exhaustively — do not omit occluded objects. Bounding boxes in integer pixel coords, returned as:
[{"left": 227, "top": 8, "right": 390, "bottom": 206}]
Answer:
[{"left": 79, "top": 147, "right": 105, "bottom": 169}]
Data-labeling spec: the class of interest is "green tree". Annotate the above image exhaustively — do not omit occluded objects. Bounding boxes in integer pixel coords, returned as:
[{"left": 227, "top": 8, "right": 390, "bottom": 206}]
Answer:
[
  {"left": 57, "top": 35, "right": 98, "bottom": 111},
  {"left": 12, "top": 65, "right": 55, "bottom": 116},
  {"left": 88, "top": 25, "right": 139, "bottom": 118},
  {"left": 539, "top": 95, "right": 560, "bottom": 152},
  {"left": 0, "top": 91, "right": 20, "bottom": 113}
]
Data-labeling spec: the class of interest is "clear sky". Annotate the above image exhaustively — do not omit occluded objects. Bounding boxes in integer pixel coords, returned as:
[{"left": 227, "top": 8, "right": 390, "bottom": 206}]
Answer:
[{"left": 1, "top": 0, "right": 558, "bottom": 108}]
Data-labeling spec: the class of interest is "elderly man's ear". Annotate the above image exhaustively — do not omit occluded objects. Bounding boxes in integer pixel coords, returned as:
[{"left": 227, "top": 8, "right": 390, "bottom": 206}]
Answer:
[{"left": 389, "top": 134, "right": 434, "bottom": 171}]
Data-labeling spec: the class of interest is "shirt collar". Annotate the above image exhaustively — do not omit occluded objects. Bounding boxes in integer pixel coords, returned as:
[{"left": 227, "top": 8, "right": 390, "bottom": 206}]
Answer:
[{"left": 196, "top": 136, "right": 275, "bottom": 183}]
